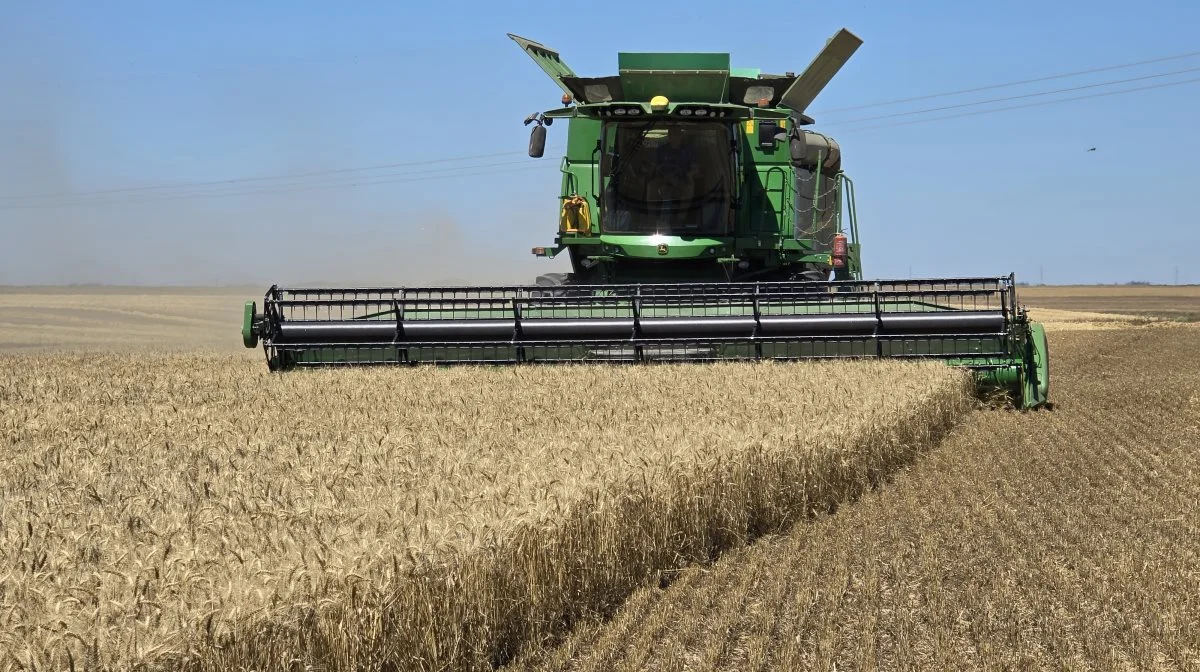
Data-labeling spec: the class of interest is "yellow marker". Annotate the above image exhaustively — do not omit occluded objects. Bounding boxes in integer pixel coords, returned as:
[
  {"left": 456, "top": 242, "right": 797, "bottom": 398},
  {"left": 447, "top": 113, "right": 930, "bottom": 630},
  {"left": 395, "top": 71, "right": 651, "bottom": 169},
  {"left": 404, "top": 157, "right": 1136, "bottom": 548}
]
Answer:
[
  {"left": 779, "top": 119, "right": 787, "bottom": 129},
  {"left": 650, "top": 95, "right": 669, "bottom": 112},
  {"left": 745, "top": 120, "right": 755, "bottom": 134}
]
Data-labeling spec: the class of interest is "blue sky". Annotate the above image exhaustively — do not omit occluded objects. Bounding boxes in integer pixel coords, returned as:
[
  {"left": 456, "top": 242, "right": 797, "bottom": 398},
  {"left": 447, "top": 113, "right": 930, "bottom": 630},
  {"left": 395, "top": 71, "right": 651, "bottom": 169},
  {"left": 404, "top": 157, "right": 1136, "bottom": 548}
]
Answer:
[{"left": 1, "top": 0, "right": 1197, "bottom": 286}]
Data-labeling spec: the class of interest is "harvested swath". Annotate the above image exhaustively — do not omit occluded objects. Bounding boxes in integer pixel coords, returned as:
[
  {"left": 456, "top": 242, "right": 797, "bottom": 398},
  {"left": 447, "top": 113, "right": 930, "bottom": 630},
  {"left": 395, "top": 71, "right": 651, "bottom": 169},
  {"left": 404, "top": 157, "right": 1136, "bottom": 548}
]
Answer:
[
  {"left": 0, "top": 354, "right": 971, "bottom": 671},
  {"left": 1022, "top": 284, "right": 1200, "bottom": 322},
  {"left": 510, "top": 326, "right": 1200, "bottom": 671}
]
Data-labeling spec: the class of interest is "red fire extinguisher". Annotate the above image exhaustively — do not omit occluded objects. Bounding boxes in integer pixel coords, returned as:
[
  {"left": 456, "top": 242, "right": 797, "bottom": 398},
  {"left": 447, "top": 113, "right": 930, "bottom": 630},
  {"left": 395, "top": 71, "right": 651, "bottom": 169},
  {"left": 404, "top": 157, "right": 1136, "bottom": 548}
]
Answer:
[{"left": 831, "top": 233, "right": 848, "bottom": 268}]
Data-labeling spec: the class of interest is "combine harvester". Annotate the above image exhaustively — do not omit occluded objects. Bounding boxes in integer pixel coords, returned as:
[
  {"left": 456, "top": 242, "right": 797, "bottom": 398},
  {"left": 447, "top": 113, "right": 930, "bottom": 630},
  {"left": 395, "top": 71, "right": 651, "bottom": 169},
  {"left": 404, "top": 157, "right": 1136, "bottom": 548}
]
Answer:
[{"left": 241, "top": 29, "right": 1049, "bottom": 408}]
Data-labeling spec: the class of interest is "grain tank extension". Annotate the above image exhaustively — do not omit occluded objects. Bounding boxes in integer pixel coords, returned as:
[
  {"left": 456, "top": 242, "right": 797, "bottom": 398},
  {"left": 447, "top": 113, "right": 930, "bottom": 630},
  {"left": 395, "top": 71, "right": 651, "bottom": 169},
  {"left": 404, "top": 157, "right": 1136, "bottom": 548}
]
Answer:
[{"left": 241, "top": 29, "right": 1050, "bottom": 408}]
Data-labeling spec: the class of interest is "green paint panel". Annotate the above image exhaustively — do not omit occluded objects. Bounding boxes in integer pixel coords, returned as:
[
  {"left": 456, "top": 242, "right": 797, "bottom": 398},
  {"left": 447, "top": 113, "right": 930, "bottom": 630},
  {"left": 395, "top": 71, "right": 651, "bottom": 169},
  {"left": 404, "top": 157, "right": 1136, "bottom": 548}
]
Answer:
[
  {"left": 601, "top": 235, "right": 726, "bottom": 260},
  {"left": 242, "top": 301, "right": 257, "bottom": 348},
  {"left": 616, "top": 53, "right": 731, "bottom": 103},
  {"left": 565, "top": 118, "right": 601, "bottom": 162},
  {"left": 619, "top": 73, "right": 729, "bottom": 103},
  {"left": 618, "top": 52, "right": 730, "bottom": 72},
  {"left": 508, "top": 34, "right": 577, "bottom": 96},
  {"left": 1025, "top": 322, "right": 1051, "bottom": 408}
]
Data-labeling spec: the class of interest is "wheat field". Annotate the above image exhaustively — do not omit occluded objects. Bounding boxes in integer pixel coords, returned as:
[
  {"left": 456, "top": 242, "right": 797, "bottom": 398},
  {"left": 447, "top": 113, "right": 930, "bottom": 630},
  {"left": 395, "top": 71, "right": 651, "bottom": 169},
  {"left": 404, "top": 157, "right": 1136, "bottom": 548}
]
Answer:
[
  {"left": 7, "top": 284, "right": 1193, "bottom": 670},
  {"left": 510, "top": 323, "right": 1200, "bottom": 670},
  {"left": 0, "top": 351, "right": 971, "bottom": 671}
]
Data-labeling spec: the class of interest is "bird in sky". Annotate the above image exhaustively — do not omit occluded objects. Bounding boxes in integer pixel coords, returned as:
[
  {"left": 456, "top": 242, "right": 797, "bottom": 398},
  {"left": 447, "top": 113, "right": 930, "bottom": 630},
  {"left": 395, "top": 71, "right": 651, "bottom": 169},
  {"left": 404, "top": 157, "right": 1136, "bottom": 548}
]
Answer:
[{"left": 1087, "top": 147, "right": 1097, "bottom": 152}]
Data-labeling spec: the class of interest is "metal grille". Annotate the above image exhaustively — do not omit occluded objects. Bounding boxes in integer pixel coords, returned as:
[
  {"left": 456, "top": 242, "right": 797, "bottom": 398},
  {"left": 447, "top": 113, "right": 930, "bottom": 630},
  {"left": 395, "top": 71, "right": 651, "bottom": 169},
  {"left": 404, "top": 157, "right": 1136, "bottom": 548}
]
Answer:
[{"left": 257, "top": 276, "right": 1021, "bottom": 370}]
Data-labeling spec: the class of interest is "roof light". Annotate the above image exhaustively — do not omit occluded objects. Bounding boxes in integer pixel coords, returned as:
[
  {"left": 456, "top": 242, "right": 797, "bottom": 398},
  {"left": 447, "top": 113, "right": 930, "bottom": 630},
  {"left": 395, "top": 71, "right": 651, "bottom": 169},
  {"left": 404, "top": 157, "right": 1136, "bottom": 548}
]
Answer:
[
  {"left": 650, "top": 95, "right": 669, "bottom": 112},
  {"left": 614, "top": 107, "right": 627, "bottom": 116},
  {"left": 694, "top": 108, "right": 709, "bottom": 117},
  {"left": 679, "top": 108, "right": 693, "bottom": 116}
]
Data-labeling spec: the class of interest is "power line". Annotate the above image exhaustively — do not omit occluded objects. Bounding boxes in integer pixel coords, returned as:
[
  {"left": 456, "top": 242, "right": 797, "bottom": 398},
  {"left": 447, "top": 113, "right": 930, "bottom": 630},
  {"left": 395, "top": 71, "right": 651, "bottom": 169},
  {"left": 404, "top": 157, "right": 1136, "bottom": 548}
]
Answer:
[
  {"left": 0, "top": 159, "right": 557, "bottom": 210},
  {"left": 836, "top": 76, "right": 1200, "bottom": 133},
  {"left": 0, "top": 160, "right": 557, "bottom": 211},
  {"left": 822, "top": 65, "right": 1200, "bottom": 126},
  {"left": 8, "top": 74, "right": 1195, "bottom": 208},
  {"left": 9, "top": 71, "right": 1196, "bottom": 209},
  {"left": 7, "top": 52, "right": 1200, "bottom": 208},
  {"left": 9, "top": 44, "right": 446, "bottom": 89},
  {"left": 812, "top": 49, "right": 1200, "bottom": 114},
  {"left": 0, "top": 148, "right": 546, "bottom": 202},
  {"left": 4, "top": 154, "right": 561, "bottom": 208}
]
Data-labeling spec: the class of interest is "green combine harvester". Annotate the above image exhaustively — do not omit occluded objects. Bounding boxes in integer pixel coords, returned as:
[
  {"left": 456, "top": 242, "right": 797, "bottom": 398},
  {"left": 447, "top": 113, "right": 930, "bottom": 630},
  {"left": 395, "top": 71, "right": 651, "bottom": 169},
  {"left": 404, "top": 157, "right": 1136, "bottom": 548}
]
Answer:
[{"left": 241, "top": 29, "right": 1050, "bottom": 408}]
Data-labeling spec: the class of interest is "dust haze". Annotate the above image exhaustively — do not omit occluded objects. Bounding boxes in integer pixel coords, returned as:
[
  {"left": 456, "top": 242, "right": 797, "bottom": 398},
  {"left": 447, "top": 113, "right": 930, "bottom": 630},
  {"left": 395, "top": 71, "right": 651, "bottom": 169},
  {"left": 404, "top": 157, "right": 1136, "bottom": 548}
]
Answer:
[{"left": 0, "top": 25, "right": 558, "bottom": 289}]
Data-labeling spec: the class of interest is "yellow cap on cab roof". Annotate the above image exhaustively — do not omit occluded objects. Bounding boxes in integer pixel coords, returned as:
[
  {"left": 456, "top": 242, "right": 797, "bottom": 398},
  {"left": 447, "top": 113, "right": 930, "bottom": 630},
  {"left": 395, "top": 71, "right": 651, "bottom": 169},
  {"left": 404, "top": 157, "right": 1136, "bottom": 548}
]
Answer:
[{"left": 650, "top": 95, "right": 669, "bottom": 112}]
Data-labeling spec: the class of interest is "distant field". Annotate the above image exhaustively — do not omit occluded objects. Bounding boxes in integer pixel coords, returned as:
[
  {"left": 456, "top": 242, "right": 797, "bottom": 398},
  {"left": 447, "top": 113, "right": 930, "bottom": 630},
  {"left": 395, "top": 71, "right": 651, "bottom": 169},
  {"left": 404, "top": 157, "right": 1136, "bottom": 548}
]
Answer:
[
  {"left": 2, "top": 283, "right": 1194, "bottom": 353},
  {"left": 1021, "top": 284, "right": 1200, "bottom": 321},
  {"left": 0, "top": 287, "right": 253, "bottom": 352}
]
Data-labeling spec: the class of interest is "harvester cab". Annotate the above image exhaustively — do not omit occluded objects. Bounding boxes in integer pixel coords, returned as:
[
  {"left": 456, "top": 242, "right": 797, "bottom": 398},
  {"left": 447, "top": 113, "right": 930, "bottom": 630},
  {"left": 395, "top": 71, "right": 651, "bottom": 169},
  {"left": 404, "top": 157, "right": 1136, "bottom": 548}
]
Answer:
[
  {"left": 513, "top": 30, "right": 863, "bottom": 285},
  {"left": 240, "top": 29, "right": 1050, "bottom": 410}
]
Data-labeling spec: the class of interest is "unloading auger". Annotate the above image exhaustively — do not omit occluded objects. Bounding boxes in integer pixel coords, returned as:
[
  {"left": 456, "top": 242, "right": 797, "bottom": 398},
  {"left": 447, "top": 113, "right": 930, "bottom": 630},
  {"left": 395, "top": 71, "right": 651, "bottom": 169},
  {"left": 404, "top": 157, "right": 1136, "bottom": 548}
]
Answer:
[{"left": 241, "top": 29, "right": 1050, "bottom": 408}]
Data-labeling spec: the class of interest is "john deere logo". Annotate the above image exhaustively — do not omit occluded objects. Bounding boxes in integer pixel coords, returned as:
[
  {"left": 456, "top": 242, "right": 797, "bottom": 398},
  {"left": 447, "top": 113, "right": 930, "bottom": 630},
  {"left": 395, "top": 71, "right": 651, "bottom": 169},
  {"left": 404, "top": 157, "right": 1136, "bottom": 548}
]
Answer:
[{"left": 657, "top": 243, "right": 669, "bottom": 255}]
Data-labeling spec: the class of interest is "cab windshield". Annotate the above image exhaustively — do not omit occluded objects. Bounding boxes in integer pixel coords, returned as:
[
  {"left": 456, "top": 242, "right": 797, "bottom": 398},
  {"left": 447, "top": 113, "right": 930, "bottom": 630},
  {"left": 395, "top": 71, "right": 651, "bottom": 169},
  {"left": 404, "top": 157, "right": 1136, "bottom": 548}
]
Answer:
[{"left": 601, "top": 121, "right": 732, "bottom": 236}]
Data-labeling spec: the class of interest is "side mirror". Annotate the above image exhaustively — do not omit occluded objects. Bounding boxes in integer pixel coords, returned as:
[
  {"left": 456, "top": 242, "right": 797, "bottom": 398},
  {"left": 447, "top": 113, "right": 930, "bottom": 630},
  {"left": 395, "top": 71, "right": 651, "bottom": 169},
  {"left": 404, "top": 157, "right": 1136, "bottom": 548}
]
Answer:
[{"left": 528, "top": 124, "right": 547, "bottom": 158}]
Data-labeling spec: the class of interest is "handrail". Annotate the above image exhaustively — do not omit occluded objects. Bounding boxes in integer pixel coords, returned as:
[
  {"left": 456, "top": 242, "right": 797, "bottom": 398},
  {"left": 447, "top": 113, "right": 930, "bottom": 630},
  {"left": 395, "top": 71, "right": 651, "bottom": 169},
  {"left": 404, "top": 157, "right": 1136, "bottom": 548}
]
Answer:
[
  {"left": 840, "top": 173, "right": 859, "bottom": 247},
  {"left": 839, "top": 173, "right": 862, "bottom": 280},
  {"left": 761, "top": 166, "right": 789, "bottom": 234}
]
